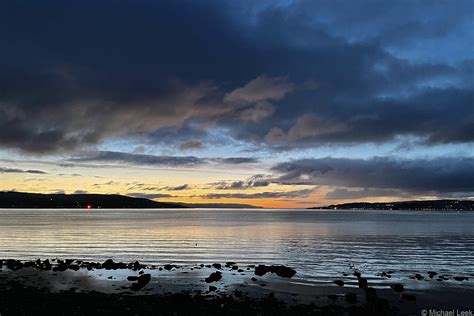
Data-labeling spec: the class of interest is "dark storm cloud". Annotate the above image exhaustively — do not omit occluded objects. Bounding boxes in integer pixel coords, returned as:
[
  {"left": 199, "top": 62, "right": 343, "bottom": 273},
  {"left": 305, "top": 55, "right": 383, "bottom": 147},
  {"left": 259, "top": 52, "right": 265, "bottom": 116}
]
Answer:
[
  {"left": 211, "top": 175, "right": 270, "bottom": 190},
  {"left": 127, "top": 193, "right": 173, "bottom": 199},
  {"left": 271, "top": 156, "right": 474, "bottom": 196},
  {"left": 0, "top": 0, "right": 472, "bottom": 153},
  {"left": 202, "top": 188, "right": 315, "bottom": 200},
  {"left": 0, "top": 167, "right": 47, "bottom": 174},
  {"left": 213, "top": 157, "right": 260, "bottom": 164},
  {"left": 70, "top": 151, "right": 258, "bottom": 167},
  {"left": 325, "top": 188, "right": 412, "bottom": 200},
  {"left": 73, "top": 190, "right": 89, "bottom": 194},
  {"left": 72, "top": 151, "right": 205, "bottom": 166}
]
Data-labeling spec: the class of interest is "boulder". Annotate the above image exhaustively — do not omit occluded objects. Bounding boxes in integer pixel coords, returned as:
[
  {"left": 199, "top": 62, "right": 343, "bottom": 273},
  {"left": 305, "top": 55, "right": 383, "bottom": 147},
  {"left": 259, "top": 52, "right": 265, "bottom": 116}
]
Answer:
[
  {"left": 414, "top": 273, "right": 424, "bottom": 280},
  {"left": 131, "top": 273, "right": 151, "bottom": 291},
  {"left": 254, "top": 265, "right": 267, "bottom": 276},
  {"left": 102, "top": 259, "right": 126, "bottom": 270},
  {"left": 254, "top": 265, "right": 296, "bottom": 278},
  {"left": 334, "top": 280, "right": 344, "bottom": 286},
  {"left": 205, "top": 271, "right": 222, "bottom": 283},
  {"left": 357, "top": 276, "right": 368, "bottom": 289},
  {"left": 427, "top": 271, "right": 437, "bottom": 278},
  {"left": 6, "top": 259, "right": 23, "bottom": 271},
  {"left": 163, "top": 264, "right": 174, "bottom": 271}
]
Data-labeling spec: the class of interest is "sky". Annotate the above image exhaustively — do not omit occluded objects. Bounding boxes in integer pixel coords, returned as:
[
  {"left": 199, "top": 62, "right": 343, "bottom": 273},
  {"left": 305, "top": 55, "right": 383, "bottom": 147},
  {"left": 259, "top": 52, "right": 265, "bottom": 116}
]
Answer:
[{"left": 1, "top": 0, "right": 473, "bottom": 208}]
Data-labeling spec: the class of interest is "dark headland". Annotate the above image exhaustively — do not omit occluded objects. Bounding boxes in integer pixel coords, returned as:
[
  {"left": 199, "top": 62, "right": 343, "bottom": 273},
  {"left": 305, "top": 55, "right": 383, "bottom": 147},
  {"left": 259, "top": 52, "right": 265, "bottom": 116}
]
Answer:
[
  {"left": 311, "top": 199, "right": 474, "bottom": 211},
  {"left": 0, "top": 191, "right": 260, "bottom": 209}
]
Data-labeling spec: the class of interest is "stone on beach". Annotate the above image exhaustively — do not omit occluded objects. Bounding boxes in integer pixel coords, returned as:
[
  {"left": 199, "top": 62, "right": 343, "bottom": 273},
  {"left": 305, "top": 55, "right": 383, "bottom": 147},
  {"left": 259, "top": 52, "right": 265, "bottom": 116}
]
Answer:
[
  {"left": 130, "top": 273, "right": 151, "bottom": 291},
  {"left": 414, "top": 273, "right": 424, "bottom": 280},
  {"left": 205, "top": 271, "right": 223, "bottom": 283},
  {"left": 6, "top": 259, "right": 23, "bottom": 271},
  {"left": 102, "top": 259, "right": 126, "bottom": 270},
  {"left": 334, "top": 280, "right": 344, "bottom": 286},
  {"left": 427, "top": 271, "right": 438, "bottom": 278},
  {"left": 254, "top": 265, "right": 296, "bottom": 278}
]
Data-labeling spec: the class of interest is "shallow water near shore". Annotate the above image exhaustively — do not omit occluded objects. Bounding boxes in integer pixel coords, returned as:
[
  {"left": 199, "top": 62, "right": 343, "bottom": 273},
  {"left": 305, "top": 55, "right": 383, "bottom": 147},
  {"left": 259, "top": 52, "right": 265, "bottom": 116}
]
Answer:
[{"left": 1, "top": 208, "right": 473, "bottom": 291}]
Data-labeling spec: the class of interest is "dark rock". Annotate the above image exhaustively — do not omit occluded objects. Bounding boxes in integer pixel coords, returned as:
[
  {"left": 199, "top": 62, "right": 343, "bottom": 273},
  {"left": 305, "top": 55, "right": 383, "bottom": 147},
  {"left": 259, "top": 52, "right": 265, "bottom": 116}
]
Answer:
[
  {"left": 127, "top": 276, "right": 139, "bottom": 281},
  {"left": 131, "top": 273, "right": 151, "bottom": 291},
  {"left": 237, "top": 269, "right": 244, "bottom": 272},
  {"left": 381, "top": 272, "right": 392, "bottom": 278},
  {"left": 225, "top": 262, "right": 236, "bottom": 267},
  {"left": 69, "top": 264, "right": 80, "bottom": 271},
  {"left": 453, "top": 276, "right": 469, "bottom": 281},
  {"left": 231, "top": 266, "right": 238, "bottom": 270},
  {"left": 212, "top": 263, "right": 222, "bottom": 269},
  {"left": 414, "top": 273, "right": 424, "bottom": 280},
  {"left": 270, "top": 265, "right": 296, "bottom": 278},
  {"left": 43, "top": 259, "right": 51, "bottom": 270},
  {"left": 53, "top": 262, "right": 68, "bottom": 272},
  {"left": 345, "top": 292, "right": 357, "bottom": 304},
  {"left": 24, "top": 261, "right": 36, "bottom": 268},
  {"left": 205, "top": 271, "right": 222, "bottom": 283},
  {"left": 133, "top": 261, "right": 143, "bottom": 271},
  {"left": 427, "top": 271, "right": 437, "bottom": 278},
  {"left": 334, "top": 280, "right": 344, "bottom": 286},
  {"left": 353, "top": 271, "right": 361, "bottom": 277},
  {"left": 164, "top": 264, "right": 174, "bottom": 271},
  {"left": 390, "top": 284, "right": 404, "bottom": 293},
  {"left": 251, "top": 277, "right": 257, "bottom": 282},
  {"left": 102, "top": 259, "right": 126, "bottom": 270},
  {"left": 6, "top": 259, "right": 23, "bottom": 271},
  {"left": 138, "top": 273, "right": 151, "bottom": 284},
  {"left": 208, "top": 286, "right": 217, "bottom": 292},
  {"left": 357, "top": 276, "right": 368, "bottom": 289},
  {"left": 254, "top": 265, "right": 296, "bottom": 278},
  {"left": 255, "top": 265, "right": 267, "bottom": 276}
]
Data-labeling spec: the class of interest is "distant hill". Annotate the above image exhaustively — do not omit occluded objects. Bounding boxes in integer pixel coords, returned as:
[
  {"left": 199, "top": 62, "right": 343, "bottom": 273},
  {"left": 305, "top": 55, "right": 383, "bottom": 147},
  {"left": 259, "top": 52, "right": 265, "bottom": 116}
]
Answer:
[
  {"left": 184, "top": 203, "right": 262, "bottom": 209},
  {"left": 0, "top": 192, "right": 187, "bottom": 208},
  {"left": 310, "top": 199, "right": 474, "bottom": 211},
  {"left": 0, "top": 191, "right": 262, "bottom": 209}
]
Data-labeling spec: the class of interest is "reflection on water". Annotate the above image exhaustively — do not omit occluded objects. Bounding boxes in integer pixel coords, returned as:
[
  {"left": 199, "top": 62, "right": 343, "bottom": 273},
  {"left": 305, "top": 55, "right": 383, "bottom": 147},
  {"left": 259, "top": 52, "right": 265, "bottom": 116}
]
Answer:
[{"left": 0, "top": 209, "right": 473, "bottom": 286}]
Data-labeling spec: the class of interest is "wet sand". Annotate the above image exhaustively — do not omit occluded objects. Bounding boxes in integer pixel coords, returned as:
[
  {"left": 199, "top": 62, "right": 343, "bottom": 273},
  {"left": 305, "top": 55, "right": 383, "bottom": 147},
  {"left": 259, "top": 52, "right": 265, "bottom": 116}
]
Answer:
[{"left": 1, "top": 259, "right": 473, "bottom": 315}]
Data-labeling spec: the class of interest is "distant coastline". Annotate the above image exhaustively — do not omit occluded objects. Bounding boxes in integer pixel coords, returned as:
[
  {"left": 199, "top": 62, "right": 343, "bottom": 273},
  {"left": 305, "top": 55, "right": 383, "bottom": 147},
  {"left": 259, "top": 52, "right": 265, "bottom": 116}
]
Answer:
[
  {"left": 0, "top": 191, "right": 260, "bottom": 209},
  {"left": 311, "top": 199, "right": 474, "bottom": 211}
]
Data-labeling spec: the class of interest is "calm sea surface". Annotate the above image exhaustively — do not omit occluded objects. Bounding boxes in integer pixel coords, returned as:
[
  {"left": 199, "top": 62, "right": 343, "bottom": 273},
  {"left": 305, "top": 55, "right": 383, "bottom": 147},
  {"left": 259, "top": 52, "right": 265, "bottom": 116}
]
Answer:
[{"left": 1, "top": 209, "right": 473, "bottom": 286}]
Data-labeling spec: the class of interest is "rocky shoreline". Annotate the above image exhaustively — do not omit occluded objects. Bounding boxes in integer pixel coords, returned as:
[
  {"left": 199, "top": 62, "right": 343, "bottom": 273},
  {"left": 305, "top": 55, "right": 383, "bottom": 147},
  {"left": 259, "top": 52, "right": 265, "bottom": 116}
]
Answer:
[{"left": 1, "top": 258, "right": 472, "bottom": 315}]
